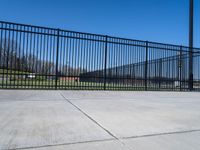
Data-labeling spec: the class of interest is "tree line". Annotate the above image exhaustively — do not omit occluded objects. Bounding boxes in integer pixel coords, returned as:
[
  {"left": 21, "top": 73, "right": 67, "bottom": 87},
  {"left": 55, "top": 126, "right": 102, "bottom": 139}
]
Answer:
[{"left": 0, "top": 38, "right": 86, "bottom": 76}]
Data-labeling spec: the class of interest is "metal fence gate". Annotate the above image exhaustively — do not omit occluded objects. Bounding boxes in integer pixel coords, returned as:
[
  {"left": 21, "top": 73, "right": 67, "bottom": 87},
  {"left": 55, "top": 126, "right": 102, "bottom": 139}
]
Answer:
[{"left": 0, "top": 21, "right": 200, "bottom": 91}]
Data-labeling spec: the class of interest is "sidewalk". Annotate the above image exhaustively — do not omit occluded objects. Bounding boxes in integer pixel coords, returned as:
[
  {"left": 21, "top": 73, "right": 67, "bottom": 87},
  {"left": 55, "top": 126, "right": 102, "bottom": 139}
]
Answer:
[{"left": 0, "top": 90, "right": 200, "bottom": 150}]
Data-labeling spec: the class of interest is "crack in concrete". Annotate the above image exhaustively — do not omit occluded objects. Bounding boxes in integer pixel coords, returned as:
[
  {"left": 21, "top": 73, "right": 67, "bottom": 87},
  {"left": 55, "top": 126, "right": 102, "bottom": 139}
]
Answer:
[
  {"left": 59, "top": 92, "right": 118, "bottom": 140},
  {"left": 59, "top": 92, "right": 132, "bottom": 150},
  {"left": 4, "top": 138, "right": 115, "bottom": 150},
  {"left": 4, "top": 128, "right": 200, "bottom": 150},
  {"left": 122, "top": 129, "right": 200, "bottom": 140}
]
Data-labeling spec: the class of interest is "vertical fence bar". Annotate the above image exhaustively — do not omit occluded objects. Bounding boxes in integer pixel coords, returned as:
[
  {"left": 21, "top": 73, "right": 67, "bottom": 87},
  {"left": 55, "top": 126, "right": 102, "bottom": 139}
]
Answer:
[
  {"left": 104, "top": 36, "right": 108, "bottom": 90},
  {"left": 145, "top": 41, "right": 148, "bottom": 91},
  {"left": 189, "top": 0, "right": 194, "bottom": 91},
  {"left": 0, "top": 23, "right": 2, "bottom": 88},
  {"left": 159, "top": 58, "right": 162, "bottom": 89},
  {"left": 55, "top": 29, "right": 60, "bottom": 90},
  {"left": 189, "top": 49, "right": 193, "bottom": 91},
  {"left": 6, "top": 24, "right": 11, "bottom": 89},
  {"left": 179, "top": 46, "right": 182, "bottom": 91}
]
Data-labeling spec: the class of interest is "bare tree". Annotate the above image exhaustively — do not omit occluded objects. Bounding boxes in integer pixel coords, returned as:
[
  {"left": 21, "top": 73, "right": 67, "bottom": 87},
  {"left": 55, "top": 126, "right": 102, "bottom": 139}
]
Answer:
[{"left": 0, "top": 38, "right": 20, "bottom": 70}]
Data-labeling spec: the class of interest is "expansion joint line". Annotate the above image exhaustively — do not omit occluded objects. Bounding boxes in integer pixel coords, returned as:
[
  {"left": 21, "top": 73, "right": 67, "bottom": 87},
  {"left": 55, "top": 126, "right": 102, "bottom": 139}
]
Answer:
[{"left": 59, "top": 92, "right": 132, "bottom": 150}]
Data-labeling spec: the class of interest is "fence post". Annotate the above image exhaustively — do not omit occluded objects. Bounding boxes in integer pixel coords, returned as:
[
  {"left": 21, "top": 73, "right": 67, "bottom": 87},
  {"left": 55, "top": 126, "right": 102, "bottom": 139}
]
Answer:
[
  {"left": 189, "top": 47, "right": 193, "bottom": 91},
  {"left": 55, "top": 29, "right": 60, "bottom": 90},
  {"left": 159, "top": 58, "right": 162, "bottom": 89},
  {"left": 179, "top": 46, "right": 182, "bottom": 91},
  {"left": 104, "top": 35, "right": 108, "bottom": 90},
  {"left": 145, "top": 41, "right": 148, "bottom": 91}
]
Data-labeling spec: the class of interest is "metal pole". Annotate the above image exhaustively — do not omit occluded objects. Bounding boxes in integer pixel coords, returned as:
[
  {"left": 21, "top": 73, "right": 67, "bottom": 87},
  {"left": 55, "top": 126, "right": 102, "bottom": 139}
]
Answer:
[
  {"left": 104, "top": 36, "right": 108, "bottom": 90},
  {"left": 159, "top": 58, "right": 162, "bottom": 89},
  {"left": 189, "top": 0, "right": 194, "bottom": 91},
  {"left": 180, "top": 46, "right": 182, "bottom": 91},
  {"left": 145, "top": 41, "right": 148, "bottom": 91},
  {"left": 55, "top": 29, "right": 60, "bottom": 90}
]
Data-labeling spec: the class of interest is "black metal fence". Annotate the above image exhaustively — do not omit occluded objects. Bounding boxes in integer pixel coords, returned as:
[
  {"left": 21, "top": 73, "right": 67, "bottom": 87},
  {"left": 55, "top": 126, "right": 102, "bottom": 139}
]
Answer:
[{"left": 0, "top": 21, "right": 200, "bottom": 91}]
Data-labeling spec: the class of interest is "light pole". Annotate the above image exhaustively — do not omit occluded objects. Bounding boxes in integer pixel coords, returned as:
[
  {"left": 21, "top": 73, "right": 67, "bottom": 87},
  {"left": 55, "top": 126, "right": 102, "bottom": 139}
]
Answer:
[{"left": 189, "top": 0, "right": 194, "bottom": 91}]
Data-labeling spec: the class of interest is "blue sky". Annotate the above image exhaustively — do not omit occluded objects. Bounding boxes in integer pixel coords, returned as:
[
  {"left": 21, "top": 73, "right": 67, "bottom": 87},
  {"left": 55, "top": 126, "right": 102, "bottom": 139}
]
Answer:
[{"left": 0, "top": 0, "right": 200, "bottom": 47}]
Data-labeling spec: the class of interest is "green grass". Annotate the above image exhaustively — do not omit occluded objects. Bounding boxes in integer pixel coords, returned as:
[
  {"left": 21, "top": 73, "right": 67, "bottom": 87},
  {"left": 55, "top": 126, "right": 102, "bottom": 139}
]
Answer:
[
  {"left": 0, "top": 77, "right": 149, "bottom": 90},
  {"left": 0, "top": 69, "right": 30, "bottom": 74},
  {"left": 0, "top": 79, "right": 187, "bottom": 91},
  {"left": 0, "top": 69, "right": 47, "bottom": 81},
  {"left": 0, "top": 69, "right": 147, "bottom": 90},
  {"left": 0, "top": 69, "right": 194, "bottom": 91}
]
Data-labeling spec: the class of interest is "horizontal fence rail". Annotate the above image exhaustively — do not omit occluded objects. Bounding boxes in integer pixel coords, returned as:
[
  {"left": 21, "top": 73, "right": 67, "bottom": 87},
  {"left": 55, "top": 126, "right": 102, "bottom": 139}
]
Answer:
[{"left": 0, "top": 21, "right": 200, "bottom": 91}]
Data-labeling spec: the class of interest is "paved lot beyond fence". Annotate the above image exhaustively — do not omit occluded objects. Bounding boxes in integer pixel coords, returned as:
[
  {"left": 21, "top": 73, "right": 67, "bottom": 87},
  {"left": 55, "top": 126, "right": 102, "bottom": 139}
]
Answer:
[
  {"left": 0, "top": 90, "right": 200, "bottom": 150},
  {"left": 1, "top": 21, "right": 200, "bottom": 91}
]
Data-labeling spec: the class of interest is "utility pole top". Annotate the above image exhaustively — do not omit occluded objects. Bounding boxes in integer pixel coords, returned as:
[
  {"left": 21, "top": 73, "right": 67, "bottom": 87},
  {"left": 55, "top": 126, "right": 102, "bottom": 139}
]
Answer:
[{"left": 189, "top": 0, "right": 193, "bottom": 48}]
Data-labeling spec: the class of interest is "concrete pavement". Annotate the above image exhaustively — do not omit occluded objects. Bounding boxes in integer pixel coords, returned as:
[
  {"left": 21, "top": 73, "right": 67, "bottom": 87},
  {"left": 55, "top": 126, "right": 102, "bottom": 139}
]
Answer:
[{"left": 0, "top": 90, "right": 200, "bottom": 150}]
